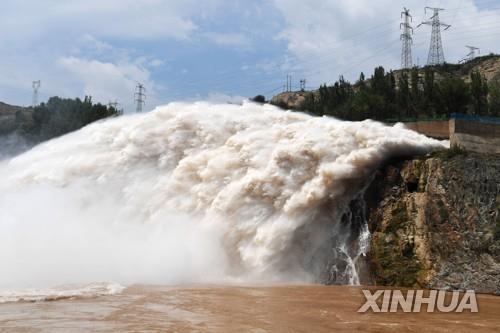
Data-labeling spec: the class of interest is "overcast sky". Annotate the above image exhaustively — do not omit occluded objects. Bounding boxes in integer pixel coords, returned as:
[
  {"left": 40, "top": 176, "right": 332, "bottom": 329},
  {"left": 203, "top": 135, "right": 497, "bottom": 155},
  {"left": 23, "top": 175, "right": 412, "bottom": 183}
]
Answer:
[{"left": 1, "top": 0, "right": 499, "bottom": 112}]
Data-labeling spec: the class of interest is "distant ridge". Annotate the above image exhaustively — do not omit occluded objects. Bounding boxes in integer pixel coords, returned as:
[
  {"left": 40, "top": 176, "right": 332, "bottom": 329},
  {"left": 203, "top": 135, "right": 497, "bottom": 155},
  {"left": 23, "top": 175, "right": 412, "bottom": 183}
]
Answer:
[
  {"left": 0, "top": 101, "right": 33, "bottom": 136},
  {"left": 0, "top": 101, "right": 28, "bottom": 114}
]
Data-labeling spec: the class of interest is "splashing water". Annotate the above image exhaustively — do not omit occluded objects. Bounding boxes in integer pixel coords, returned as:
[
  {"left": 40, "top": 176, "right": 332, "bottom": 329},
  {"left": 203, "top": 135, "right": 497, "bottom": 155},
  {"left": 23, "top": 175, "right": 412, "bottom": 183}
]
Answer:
[{"left": 0, "top": 102, "right": 444, "bottom": 301}]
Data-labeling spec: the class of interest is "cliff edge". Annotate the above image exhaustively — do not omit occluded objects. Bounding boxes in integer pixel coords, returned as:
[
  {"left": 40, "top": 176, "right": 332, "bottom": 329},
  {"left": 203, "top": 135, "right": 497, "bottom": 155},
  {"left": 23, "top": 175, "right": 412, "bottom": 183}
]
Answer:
[{"left": 366, "top": 151, "right": 500, "bottom": 294}]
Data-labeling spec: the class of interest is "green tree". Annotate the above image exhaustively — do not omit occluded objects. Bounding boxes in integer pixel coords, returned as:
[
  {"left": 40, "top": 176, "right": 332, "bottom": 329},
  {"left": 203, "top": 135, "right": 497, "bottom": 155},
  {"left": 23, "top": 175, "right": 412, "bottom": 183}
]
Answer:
[
  {"left": 357, "top": 72, "right": 366, "bottom": 90},
  {"left": 351, "top": 89, "right": 383, "bottom": 121},
  {"left": 435, "top": 75, "right": 470, "bottom": 116},
  {"left": 470, "top": 70, "right": 489, "bottom": 115},
  {"left": 251, "top": 95, "right": 266, "bottom": 103},
  {"left": 488, "top": 74, "right": 500, "bottom": 117},
  {"left": 368, "top": 67, "right": 396, "bottom": 120},
  {"left": 397, "top": 71, "right": 411, "bottom": 119},
  {"left": 302, "top": 93, "right": 319, "bottom": 115},
  {"left": 371, "top": 67, "right": 388, "bottom": 96},
  {"left": 410, "top": 67, "right": 421, "bottom": 118},
  {"left": 423, "top": 68, "right": 436, "bottom": 116},
  {"left": 317, "top": 76, "right": 354, "bottom": 119},
  {"left": 30, "top": 96, "right": 119, "bottom": 141}
]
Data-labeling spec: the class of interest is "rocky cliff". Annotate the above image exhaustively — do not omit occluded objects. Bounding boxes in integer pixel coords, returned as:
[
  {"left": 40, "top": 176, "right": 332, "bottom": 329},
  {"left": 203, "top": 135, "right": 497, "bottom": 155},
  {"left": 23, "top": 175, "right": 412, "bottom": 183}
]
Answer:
[
  {"left": 270, "top": 90, "right": 315, "bottom": 110},
  {"left": 365, "top": 151, "right": 500, "bottom": 294}
]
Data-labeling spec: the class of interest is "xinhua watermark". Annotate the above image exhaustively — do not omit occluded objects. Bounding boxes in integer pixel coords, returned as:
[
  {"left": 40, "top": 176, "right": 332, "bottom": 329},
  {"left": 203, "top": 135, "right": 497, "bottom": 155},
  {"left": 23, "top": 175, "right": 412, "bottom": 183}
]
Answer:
[{"left": 358, "top": 289, "right": 478, "bottom": 313}]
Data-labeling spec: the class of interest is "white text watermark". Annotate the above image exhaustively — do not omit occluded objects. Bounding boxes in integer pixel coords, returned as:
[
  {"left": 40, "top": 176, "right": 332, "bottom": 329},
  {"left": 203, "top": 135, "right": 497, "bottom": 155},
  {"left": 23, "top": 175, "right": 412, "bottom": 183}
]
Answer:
[{"left": 358, "top": 290, "right": 478, "bottom": 313}]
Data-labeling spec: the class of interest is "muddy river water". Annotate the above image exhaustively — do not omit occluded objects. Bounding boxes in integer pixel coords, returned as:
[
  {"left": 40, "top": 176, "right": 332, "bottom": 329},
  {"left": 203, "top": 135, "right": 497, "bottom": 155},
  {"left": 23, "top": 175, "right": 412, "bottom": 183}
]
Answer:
[{"left": 1, "top": 285, "right": 499, "bottom": 332}]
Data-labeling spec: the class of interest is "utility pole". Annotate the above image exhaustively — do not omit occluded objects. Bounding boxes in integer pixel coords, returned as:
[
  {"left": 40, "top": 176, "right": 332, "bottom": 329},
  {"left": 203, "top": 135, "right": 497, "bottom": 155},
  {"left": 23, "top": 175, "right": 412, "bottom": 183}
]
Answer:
[
  {"left": 32, "top": 80, "right": 41, "bottom": 108},
  {"left": 465, "top": 46, "right": 480, "bottom": 62},
  {"left": 400, "top": 7, "right": 414, "bottom": 69},
  {"left": 108, "top": 101, "right": 124, "bottom": 115},
  {"left": 300, "top": 79, "right": 306, "bottom": 91},
  {"left": 108, "top": 100, "right": 118, "bottom": 109},
  {"left": 418, "top": 7, "right": 451, "bottom": 66},
  {"left": 134, "top": 83, "right": 146, "bottom": 113}
]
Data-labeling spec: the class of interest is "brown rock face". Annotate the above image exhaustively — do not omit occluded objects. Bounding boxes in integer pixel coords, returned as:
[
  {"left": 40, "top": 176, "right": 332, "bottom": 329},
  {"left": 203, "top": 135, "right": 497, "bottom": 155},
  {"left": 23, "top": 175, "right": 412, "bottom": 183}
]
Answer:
[
  {"left": 270, "top": 91, "right": 316, "bottom": 110},
  {"left": 365, "top": 152, "right": 500, "bottom": 294}
]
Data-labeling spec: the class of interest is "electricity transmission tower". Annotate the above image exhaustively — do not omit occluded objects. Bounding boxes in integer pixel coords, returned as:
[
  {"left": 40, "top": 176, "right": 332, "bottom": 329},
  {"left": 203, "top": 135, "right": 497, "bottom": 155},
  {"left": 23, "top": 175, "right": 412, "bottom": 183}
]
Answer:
[
  {"left": 418, "top": 7, "right": 451, "bottom": 66},
  {"left": 466, "top": 46, "right": 480, "bottom": 61},
  {"left": 108, "top": 100, "right": 124, "bottom": 115},
  {"left": 108, "top": 101, "right": 118, "bottom": 109},
  {"left": 400, "top": 7, "right": 414, "bottom": 69},
  {"left": 283, "top": 75, "right": 293, "bottom": 92},
  {"left": 134, "top": 83, "right": 146, "bottom": 113},
  {"left": 32, "top": 80, "right": 41, "bottom": 108},
  {"left": 300, "top": 79, "right": 306, "bottom": 91}
]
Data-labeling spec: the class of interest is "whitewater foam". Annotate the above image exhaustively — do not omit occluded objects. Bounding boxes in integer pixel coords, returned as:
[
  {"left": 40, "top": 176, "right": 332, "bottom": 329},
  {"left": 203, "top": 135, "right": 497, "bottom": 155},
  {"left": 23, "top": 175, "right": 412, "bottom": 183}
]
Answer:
[
  {"left": 0, "top": 283, "right": 125, "bottom": 304},
  {"left": 0, "top": 101, "right": 445, "bottom": 297}
]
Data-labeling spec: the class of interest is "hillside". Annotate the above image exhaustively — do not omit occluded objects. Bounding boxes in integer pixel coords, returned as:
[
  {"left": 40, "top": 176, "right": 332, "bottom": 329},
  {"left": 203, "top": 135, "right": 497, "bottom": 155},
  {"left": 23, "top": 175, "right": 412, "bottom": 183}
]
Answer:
[
  {"left": 0, "top": 97, "right": 119, "bottom": 159},
  {"left": 445, "top": 55, "right": 500, "bottom": 83},
  {"left": 0, "top": 102, "right": 33, "bottom": 135},
  {"left": 271, "top": 55, "right": 500, "bottom": 119}
]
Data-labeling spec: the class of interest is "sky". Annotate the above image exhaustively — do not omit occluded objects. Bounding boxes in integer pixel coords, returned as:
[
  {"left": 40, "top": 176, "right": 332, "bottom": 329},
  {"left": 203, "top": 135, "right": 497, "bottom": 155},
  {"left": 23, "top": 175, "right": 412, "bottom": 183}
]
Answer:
[{"left": 1, "top": 0, "right": 500, "bottom": 112}]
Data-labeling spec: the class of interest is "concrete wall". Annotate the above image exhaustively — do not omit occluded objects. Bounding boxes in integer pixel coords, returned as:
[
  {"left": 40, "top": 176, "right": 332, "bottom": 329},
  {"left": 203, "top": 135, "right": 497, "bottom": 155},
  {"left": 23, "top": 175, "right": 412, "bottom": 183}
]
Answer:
[
  {"left": 450, "top": 133, "right": 500, "bottom": 154},
  {"left": 450, "top": 118, "right": 500, "bottom": 154},
  {"left": 404, "top": 120, "right": 450, "bottom": 140},
  {"left": 450, "top": 119, "right": 500, "bottom": 138},
  {"left": 404, "top": 117, "right": 500, "bottom": 154}
]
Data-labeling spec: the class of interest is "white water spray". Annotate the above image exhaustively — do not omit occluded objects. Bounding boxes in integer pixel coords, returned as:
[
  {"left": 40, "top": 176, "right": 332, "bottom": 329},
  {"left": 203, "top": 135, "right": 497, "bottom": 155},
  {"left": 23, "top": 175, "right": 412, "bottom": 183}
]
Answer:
[{"left": 0, "top": 102, "right": 444, "bottom": 300}]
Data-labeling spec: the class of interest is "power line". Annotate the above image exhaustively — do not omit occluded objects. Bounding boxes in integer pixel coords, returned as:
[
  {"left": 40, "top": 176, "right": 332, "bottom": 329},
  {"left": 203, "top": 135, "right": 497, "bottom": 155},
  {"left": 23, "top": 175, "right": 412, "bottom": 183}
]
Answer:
[
  {"left": 163, "top": 6, "right": 500, "bottom": 95},
  {"left": 160, "top": 5, "right": 500, "bottom": 100},
  {"left": 262, "top": 86, "right": 283, "bottom": 96},
  {"left": 445, "top": 20, "right": 500, "bottom": 35},
  {"left": 449, "top": 0, "right": 464, "bottom": 26},
  {"left": 203, "top": 21, "right": 500, "bottom": 97},
  {"left": 443, "top": 0, "right": 500, "bottom": 12},
  {"left": 172, "top": 19, "right": 404, "bottom": 87}
]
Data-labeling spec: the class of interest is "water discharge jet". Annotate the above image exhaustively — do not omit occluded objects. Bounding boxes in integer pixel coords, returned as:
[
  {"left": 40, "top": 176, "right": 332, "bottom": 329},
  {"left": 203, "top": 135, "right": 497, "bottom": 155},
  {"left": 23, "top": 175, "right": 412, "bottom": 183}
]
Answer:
[{"left": 0, "top": 101, "right": 445, "bottom": 301}]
